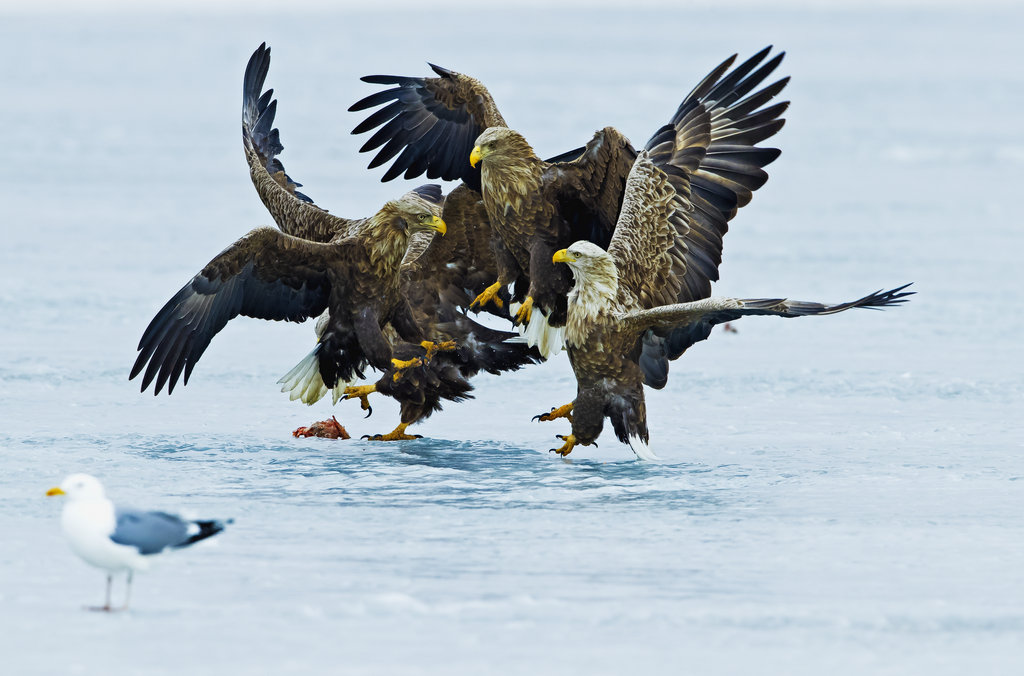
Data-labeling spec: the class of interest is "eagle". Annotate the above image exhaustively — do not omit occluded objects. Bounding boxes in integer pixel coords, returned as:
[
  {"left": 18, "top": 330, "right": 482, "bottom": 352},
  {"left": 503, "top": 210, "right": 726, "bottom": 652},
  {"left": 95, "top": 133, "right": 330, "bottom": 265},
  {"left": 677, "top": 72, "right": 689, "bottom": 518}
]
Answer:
[
  {"left": 348, "top": 48, "right": 789, "bottom": 357},
  {"left": 238, "top": 43, "right": 542, "bottom": 440},
  {"left": 540, "top": 151, "right": 913, "bottom": 458},
  {"left": 129, "top": 45, "right": 448, "bottom": 398}
]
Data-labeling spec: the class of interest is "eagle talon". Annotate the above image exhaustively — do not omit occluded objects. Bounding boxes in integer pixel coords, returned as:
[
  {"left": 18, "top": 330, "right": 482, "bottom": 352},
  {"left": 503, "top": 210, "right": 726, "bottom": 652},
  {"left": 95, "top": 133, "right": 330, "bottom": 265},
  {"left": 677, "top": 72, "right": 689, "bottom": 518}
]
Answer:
[
  {"left": 548, "top": 433, "right": 577, "bottom": 457},
  {"left": 513, "top": 296, "right": 534, "bottom": 325},
  {"left": 342, "top": 384, "right": 376, "bottom": 418},
  {"left": 391, "top": 357, "right": 423, "bottom": 382},
  {"left": 362, "top": 422, "right": 422, "bottom": 441},
  {"left": 420, "top": 339, "right": 457, "bottom": 363},
  {"left": 533, "top": 402, "right": 573, "bottom": 423},
  {"left": 469, "top": 281, "right": 504, "bottom": 311}
]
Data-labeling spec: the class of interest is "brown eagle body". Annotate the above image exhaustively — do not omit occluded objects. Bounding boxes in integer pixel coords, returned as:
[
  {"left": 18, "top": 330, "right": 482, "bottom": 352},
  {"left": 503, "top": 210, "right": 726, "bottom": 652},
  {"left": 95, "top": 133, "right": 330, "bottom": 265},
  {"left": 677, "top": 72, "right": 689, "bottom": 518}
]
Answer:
[
  {"left": 129, "top": 45, "right": 447, "bottom": 397},
  {"left": 545, "top": 153, "right": 914, "bottom": 459},
  {"left": 349, "top": 48, "right": 791, "bottom": 358},
  {"left": 238, "top": 44, "right": 541, "bottom": 439}
]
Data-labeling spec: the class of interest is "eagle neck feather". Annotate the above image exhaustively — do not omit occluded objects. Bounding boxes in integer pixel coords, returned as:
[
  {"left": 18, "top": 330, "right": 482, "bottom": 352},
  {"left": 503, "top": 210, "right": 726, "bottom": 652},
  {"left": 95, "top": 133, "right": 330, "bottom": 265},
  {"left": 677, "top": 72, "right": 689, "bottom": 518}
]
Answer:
[
  {"left": 565, "top": 259, "right": 621, "bottom": 348},
  {"left": 359, "top": 211, "right": 409, "bottom": 277},
  {"left": 482, "top": 154, "right": 543, "bottom": 221}
]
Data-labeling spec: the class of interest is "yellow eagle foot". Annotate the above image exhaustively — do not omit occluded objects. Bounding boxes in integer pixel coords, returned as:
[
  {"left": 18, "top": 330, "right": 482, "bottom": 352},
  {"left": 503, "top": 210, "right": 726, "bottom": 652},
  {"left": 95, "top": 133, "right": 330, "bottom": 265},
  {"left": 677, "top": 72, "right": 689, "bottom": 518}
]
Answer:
[
  {"left": 342, "top": 384, "right": 377, "bottom": 418},
  {"left": 532, "top": 402, "right": 574, "bottom": 423},
  {"left": 361, "top": 422, "right": 423, "bottom": 441},
  {"left": 420, "top": 340, "right": 457, "bottom": 363},
  {"left": 391, "top": 356, "right": 423, "bottom": 382},
  {"left": 513, "top": 296, "right": 534, "bottom": 325},
  {"left": 469, "top": 281, "right": 504, "bottom": 311},
  {"left": 549, "top": 434, "right": 577, "bottom": 457}
]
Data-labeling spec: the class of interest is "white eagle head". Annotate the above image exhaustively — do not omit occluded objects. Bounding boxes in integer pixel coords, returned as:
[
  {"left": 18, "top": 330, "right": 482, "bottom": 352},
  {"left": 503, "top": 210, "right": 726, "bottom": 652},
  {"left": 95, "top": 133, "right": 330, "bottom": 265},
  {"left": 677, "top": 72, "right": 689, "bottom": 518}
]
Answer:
[{"left": 553, "top": 241, "right": 620, "bottom": 309}]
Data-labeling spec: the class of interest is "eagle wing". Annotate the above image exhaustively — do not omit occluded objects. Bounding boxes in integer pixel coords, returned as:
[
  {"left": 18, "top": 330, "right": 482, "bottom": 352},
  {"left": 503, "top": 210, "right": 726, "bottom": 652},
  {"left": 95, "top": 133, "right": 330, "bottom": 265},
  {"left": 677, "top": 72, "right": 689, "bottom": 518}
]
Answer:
[
  {"left": 649, "top": 47, "right": 790, "bottom": 302},
  {"left": 348, "top": 64, "right": 506, "bottom": 190},
  {"left": 243, "top": 43, "right": 352, "bottom": 242},
  {"left": 131, "top": 227, "right": 340, "bottom": 395},
  {"left": 605, "top": 100, "right": 712, "bottom": 309},
  {"left": 619, "top": 285, "right": 915, "bottom": 361}
]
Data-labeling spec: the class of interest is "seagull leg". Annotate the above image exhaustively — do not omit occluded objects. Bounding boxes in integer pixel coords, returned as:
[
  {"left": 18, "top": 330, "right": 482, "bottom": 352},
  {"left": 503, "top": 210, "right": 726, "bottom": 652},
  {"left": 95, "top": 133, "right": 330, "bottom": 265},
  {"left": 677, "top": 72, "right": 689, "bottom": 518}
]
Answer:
[
  {"left": 469, "top": 280, "right": 504, "bottom": 311},
  {"left": 121, "top": 571, "right": 133, "bottom": 611},
  {"left": 342, "top": 384, "right": 376, "bottom": 418},
  {"left": 420, "top": 340, "right": 457, "bottom": 363},
  {"left": 87, "top": 574, "right": 114, "bottom": 612},
  {"left": 532, "top": 402, "right": 573, "bottom": 423},
  {"left": 361, "top": 422, "right": 423, "bottom": 441}
]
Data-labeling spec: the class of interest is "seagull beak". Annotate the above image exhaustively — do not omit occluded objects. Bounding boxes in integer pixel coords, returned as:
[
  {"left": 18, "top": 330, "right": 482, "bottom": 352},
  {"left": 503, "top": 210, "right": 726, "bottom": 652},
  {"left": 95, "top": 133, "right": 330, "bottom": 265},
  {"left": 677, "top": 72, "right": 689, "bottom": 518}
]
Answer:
[
  {"left": 46, "top": 487, "right": 65, "bottom": 497},
  {"left": 430, "top": 216, "right": 447, "bottom": 236},
  {"left": 469, "top": 145, "right": 483, "bottom": 168},
  {"left": 552, "top": 249, "right": 573, "bottom": 264}
]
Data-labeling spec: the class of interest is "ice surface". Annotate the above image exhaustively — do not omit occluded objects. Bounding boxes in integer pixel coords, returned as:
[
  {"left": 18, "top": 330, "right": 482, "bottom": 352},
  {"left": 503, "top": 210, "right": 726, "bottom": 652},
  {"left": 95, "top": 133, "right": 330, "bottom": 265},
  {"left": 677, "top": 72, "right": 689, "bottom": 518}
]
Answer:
[{"left": 1, "top": 4, "right": 1022, "bottom": 675}]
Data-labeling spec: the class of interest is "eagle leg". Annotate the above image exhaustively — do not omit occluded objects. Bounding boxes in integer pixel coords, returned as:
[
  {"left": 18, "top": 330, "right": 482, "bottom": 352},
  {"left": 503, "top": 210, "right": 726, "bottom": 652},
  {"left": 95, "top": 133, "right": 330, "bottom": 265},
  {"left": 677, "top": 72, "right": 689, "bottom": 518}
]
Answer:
[
  {"left": 532, "top": 402, "right": 573, "bottom": 423},
  {"left": 390, "top": 356, "right": 423, "bottom": 382},
  {"left": 469, "top": 281, "right": 504, "bottom": 311},
  {"left": 420, "top": 339, "right": 457, "bottom": 363},
  {"left": 342, "top": 384, "right": 376, "bottom": 418},
  {"left": 513, "top": 296, "right": 533, "bottom": 325},
  {"left": 361, "top": 422, "right": 423, "bottom": 441},
  {"left": 549, "top": 434, "right": 577, "bottom": 457}
]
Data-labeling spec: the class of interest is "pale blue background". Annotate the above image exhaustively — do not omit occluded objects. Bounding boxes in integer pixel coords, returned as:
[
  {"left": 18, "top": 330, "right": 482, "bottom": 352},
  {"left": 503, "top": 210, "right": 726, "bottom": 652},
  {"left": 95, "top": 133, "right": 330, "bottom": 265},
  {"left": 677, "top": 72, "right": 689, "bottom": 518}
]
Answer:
[{"left": 1, "top": 4, "right": 1021, "bottom": 674}]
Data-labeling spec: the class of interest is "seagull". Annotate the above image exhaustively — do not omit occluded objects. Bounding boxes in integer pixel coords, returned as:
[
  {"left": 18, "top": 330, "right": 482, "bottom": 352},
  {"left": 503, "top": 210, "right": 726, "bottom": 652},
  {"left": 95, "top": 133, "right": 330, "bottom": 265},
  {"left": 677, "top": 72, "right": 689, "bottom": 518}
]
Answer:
[{"left": 46, "top": 473, "right": 230, "bottom": 611}]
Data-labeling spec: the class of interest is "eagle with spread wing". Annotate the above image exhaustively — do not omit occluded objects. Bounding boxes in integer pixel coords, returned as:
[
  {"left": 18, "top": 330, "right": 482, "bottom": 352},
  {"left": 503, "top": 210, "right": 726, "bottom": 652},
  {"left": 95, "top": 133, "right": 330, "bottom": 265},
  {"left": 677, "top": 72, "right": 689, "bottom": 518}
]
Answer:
[
  {"left": 541, "top": 151, "right": 913, "bottom": 458},
  {"left": 349, "top": 48, "right": 789, "bottom": 357},
  {"left": 239, "top": 43, "right": 542, "bottom": 440},
  {"left": 129, "top": 45, "right": 447, "bottom": 398}
]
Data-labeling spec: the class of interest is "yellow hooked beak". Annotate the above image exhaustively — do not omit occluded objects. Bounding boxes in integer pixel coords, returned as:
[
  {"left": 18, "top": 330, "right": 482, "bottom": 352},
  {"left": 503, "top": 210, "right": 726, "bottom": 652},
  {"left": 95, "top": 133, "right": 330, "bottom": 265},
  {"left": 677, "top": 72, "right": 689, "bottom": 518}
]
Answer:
[
  {"left": 430, "top": 216, "right": 447, "bottom": 236},
  {"left": 552, "top": 249, "right": 574, "bottom": 264},
  {"left": 46, "top": 486, "right": 65, "bottom": 497},
  {"left": 469, "top": 145, "right": 483, "bottom": 168}
]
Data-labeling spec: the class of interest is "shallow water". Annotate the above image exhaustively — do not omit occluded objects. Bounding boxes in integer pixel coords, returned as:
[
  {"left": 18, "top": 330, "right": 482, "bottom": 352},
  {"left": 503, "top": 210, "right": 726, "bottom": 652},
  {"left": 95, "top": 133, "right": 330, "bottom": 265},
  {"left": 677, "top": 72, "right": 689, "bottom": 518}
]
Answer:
[{"left": 1, "top": 4, "right": 1022, "bottom": 674}]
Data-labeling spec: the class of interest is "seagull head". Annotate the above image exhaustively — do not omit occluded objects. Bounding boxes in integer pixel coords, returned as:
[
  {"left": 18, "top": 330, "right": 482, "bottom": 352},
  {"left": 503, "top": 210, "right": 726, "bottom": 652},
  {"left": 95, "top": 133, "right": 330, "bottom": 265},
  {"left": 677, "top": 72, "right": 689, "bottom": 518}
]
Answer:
[{"left": 46, "top": 473, "right": 106, "bottom": 500}]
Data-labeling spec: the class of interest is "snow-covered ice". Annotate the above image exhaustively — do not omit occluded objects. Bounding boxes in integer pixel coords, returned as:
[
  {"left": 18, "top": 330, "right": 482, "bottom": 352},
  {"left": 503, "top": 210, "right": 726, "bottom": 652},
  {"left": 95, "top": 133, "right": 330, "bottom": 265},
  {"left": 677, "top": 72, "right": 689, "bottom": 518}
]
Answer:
[{"left": 1, "top": 4, "right": 1022, "bottom": 674}]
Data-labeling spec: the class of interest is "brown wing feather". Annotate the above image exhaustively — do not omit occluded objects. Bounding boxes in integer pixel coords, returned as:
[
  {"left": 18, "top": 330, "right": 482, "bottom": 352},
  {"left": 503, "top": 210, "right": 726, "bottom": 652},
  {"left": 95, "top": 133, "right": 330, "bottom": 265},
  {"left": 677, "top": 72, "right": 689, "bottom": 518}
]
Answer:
[
  {"left": 621, "top": 285, "right": 914, "bottom": 361},
  {"left": 349, "top": 64, "right": 506, "bottom": 190},
  {"left": 548, "top": 127, "right": 638, "bottom": 250},
  {"left": 606, "top": 152, "right": 683, "bottom": 310},
  {"left": 401, "top": 184, "right": 508, "bottom": 317},
  {"left": 242, "top": 43, "right": 353, "bottom": 242},
  {"left": 646, "top": 47, "right": 790, "bottom": 303},
  {"left": 130, "top": 228, "right": 341, "bottom": 395}
]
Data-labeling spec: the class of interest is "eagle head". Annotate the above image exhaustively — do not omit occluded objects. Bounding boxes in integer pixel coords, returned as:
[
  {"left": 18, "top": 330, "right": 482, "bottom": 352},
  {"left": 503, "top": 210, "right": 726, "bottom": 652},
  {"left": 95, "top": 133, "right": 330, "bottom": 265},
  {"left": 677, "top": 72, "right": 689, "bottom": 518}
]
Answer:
[
  {"left": 470, "top": 127, "right": 536, "bottom": 168},
  {"left": 553, "top": 241, "right": 619, "bottom": 307},
  {"left": 380, "top": 187, "right": 447, "bottom": 237}
]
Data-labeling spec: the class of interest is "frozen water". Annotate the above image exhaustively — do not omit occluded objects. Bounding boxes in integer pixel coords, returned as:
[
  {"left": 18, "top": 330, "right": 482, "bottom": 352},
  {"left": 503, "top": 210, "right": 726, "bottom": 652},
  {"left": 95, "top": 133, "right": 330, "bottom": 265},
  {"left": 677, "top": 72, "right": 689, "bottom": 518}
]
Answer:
[{"left": 1, "top": 4, "right": 1022, "bottom": 674}]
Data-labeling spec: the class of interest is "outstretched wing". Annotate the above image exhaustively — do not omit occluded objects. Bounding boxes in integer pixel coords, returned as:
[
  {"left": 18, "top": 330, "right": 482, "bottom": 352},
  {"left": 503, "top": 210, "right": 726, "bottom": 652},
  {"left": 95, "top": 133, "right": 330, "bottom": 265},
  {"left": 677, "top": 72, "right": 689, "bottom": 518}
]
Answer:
[
  {"left": 649, "top": 47, "right": 789, "bottom": 302},
  {"left": 349, "top": 64, "right": 507, "bottom": 191},
  {"left": 621, "top": 284, "right": 914, "bottom": 363},
  {"left": 130, "top": 228, "right": 340, "bottom": 395},
  {"left": 606, "top": 100, "right": 712, "bottom": 309},
  {"left": 243, "top": 43, "right": 350, "bottom": 242},
  {"left": 604, "top": 152, "right": 686, "bottom": 309}
]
